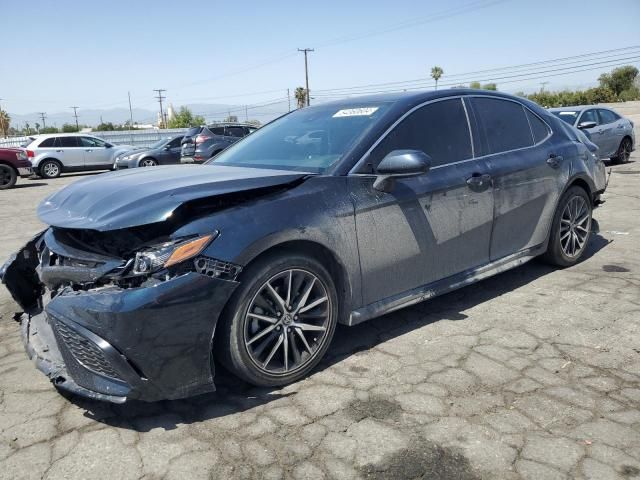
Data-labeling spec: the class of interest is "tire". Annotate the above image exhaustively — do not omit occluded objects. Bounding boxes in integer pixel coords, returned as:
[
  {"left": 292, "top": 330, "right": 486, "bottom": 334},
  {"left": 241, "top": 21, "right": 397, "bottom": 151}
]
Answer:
[
  {"left": 40, "top": 159, "right": 62, "bottom": 179},
  {"left": 541, "top": 186, "right": 592, "bottom": 267},
  {"left": 139, "top": 158, "right": 158, "bottom": 167},
  {"left": 0, "top": 164, "right": 17, "bottom": 190},
  {"left": 216, "top": 251, "right": 339, "bottom": 387},
  {"left": 612, "top": 137, "right": 632, "bottom": 164}
]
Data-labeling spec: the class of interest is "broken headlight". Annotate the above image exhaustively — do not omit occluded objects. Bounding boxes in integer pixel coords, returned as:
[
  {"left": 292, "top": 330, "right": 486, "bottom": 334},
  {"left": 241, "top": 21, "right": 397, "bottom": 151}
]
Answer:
[{"left": 132, "top": 234, "right": 215, "bottom": 276}]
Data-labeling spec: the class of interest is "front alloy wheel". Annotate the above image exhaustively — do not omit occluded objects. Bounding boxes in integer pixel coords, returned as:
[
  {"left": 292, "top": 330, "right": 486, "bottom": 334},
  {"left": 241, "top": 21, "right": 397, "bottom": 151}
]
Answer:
[
  {"left": 245, "top": 269, "right": 331, "bottom": 375},
  {"left": 216, "top": 252, "right": 338, "bottom": 387},
  {"left": 139, "top": 158, "right": 157, "bottom": 167}
]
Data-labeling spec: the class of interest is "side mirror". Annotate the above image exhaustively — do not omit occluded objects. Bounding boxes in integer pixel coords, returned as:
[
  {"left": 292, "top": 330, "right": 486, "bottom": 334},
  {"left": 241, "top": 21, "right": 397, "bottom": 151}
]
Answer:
[
  {"left": 182, "top": 137, "right": 193, "bottom": 145},
  {"left": 105, "top": 143, "right": 113, "bottom": 148},
  {"left": 577, "top": 121, "right": 597, "bottom": 130},
  {"left": 163, "top": 145, "right": 171, "bottom": 150},
  {"left": 373, "top": 150, "right": 431, "bottom": 192}
]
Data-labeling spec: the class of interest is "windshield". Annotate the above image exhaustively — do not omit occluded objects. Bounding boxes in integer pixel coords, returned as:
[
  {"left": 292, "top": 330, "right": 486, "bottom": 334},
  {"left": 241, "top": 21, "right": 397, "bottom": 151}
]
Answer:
[
  {"left": 209, "top": 104, "right": 391, "bottom": 173},
  {"left": 551, "top": 110, "right": 580, "bottom": 126}
]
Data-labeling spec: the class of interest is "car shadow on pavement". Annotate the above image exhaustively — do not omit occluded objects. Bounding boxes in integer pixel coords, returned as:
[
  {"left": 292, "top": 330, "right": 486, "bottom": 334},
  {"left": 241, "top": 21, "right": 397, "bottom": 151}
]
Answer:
[
  {"left": 7, "top": 182, "right": 48, "bottom": 189},
  {"left": 75, "top": 231, "right": 611, "bottom": 431}
]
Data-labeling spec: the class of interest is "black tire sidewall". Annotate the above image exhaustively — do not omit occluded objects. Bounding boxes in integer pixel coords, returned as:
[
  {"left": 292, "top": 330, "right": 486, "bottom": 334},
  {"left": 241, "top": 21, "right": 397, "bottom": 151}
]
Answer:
[
  {"left": 40, "top": 160, "right": 61, "bottom": 178},
  {"left": 216, "top": 252, "right": 339, "bottom": 387},
  {"left": 545, "top": 186, "right": 592, "bottom": 267},
  {"left": 0, "top": 165, "right": 17, "bottom": 189}
]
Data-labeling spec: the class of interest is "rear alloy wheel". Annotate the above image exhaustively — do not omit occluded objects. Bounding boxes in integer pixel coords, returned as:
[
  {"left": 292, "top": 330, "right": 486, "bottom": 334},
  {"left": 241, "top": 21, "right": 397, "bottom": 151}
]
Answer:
[
  {"left": 0, "top": 165, "right": 17, "bottom": 189},
  {"left": 614, "top": 137, "right": 632, "bottom": 163},
  {"left": 139, "top": 158, "right": 158, "bottom": 167},
  {"left": 40, "top": 160, "right": 61, "bottom": 179},
  {"left": 217, "top": 253, "right": 338, "bottom": 386},
  {"left": 542, "top": 186, "right": 592, "bottom": 267}
]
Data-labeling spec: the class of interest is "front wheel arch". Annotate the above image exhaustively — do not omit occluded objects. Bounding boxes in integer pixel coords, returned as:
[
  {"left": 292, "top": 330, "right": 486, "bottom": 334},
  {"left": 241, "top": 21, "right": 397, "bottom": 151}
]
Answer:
[{"left": 238, "top": 240, "right": 351, "bottom": 324}]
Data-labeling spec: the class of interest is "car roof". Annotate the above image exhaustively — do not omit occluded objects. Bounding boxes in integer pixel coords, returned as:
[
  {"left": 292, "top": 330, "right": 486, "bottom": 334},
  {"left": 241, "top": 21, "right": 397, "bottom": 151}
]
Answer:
[
  {"left": 34, "top": 133, "right": 96, "bottom": 140},
  {"left": 548, "top": 105, "right": 610, "bottom": 112},
  {"left": 305, "top": 88, "right": 533, "bottom": 110}
]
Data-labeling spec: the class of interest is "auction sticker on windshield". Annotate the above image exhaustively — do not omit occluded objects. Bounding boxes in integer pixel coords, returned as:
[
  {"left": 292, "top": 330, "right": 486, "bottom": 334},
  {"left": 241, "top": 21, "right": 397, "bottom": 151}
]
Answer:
[{"left": 333, "top": 107, "right": 379, "bottom": 117}]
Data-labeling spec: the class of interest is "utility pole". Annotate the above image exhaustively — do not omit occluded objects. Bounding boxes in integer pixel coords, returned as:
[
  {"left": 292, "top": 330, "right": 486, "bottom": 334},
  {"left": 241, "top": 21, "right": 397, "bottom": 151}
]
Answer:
[
  {"left": 540, "top": 81, "right": 549, "bottom": 92},
  {"left": 298, "top": 48, "right": 314, "bottom": 106},
  {"left": 245, "top": 105, "right": 248, "bottom": 122},
  {"left": 287, "top": 88, "right": 291, "bottom": 112},
  {"left": 128, "top": 91, "right": 134, "bottom": 127},
  {"left": 38, "top": 112, "right": 47, "bottom": 129},
  {"left": 153, "top": 89, "right": 166, "bottom": 128},
  {"left": 70, "top": 106, "right": 80, "bottom": 130}
]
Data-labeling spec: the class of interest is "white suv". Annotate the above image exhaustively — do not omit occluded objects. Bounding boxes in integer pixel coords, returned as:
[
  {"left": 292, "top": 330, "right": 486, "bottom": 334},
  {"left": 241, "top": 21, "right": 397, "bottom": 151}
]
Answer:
[{"left": 26, "top": 134, "right": 132, "bottom": 178}]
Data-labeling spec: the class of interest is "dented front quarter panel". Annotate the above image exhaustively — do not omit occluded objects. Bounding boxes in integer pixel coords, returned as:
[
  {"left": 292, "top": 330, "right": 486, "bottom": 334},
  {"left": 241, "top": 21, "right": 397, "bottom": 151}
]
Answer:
[{"left": 172, "top": 175, "right": 362, "bottom": 311}]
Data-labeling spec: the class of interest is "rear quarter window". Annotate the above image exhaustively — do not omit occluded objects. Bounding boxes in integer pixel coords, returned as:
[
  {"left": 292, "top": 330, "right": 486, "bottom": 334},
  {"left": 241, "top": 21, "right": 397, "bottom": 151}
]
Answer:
[
  {"left": 471, "top": 97, "right": 533, "bottom": 154},
  {"left": 525, "top": 109, "right": 550, "bottom": 144}
]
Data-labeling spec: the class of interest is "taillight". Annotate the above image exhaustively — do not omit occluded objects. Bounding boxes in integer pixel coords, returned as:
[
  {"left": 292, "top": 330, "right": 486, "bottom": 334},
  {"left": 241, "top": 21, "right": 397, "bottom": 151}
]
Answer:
[
  {"left": 195, "top": 134, "right": 210, "bottom": 144},
  {"left": 27, "top": 150, "right": 35, "bottom": 158}
]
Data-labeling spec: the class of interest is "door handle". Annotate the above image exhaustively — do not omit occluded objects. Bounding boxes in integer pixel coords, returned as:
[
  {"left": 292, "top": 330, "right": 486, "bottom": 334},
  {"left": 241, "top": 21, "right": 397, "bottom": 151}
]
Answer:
[
  {"left": 546, "top": 154, "right": 563, "bottom": 168},
  {"left": 466, "top": 173, "right": 492, "bottom": 191},
  {"left": 55, "top": 149, "right": 63, "bottom": 152},
  {"left": 85, "top": 149, "right": 93, "bottom": 152},
  {"left": 617, "top": 124, "right": 625, "bottom": 129},
  {"left": 598, "top": 129, "right": 604, "bottom": 134}
]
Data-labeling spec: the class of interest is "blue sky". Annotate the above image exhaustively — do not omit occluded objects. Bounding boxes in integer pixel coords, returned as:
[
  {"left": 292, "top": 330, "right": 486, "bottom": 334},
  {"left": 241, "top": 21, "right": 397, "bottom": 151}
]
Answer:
[{"left": 2, "top": 0, "right": 640, "bottom": 116}]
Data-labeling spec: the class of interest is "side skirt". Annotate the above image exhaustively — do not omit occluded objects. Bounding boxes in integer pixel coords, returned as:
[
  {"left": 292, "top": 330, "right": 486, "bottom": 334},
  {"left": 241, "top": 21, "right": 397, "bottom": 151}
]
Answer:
[{"left": 346, "top": 244, "right": 546, "bottom": 326}]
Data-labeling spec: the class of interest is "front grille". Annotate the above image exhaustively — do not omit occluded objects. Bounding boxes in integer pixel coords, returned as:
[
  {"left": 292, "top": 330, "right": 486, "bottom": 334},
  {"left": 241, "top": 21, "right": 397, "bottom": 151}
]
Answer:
[
  {"left": 54, "top": 321, "right": 122, "bottom": 381},
  {"left": 194, "top": 256, "right": 242, "bottom": 280}
]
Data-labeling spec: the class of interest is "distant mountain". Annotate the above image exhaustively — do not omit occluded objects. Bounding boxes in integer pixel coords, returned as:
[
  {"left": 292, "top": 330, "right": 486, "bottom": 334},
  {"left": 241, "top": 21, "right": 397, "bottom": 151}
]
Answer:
[{"left": 8, "top": 100, "right": 293, "bottom": 129}]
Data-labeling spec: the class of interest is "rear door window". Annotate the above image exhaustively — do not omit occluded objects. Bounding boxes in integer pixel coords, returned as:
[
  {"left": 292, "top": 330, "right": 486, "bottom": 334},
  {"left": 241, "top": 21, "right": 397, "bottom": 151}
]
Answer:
[
  {"left": 470, "top": 97, "right": 533, "bottom": 154},
  {"left": 525, "top": 109, "right": 550, "bottom": 144},
  {"left": 58, "top": 137, "right": 79, "bottom": 147},
  {"left": 38, "top": 137, "right": 56, "bottom": 147},
  {"left": 370, "top": 98, "right": 472, "bottom": 168}
]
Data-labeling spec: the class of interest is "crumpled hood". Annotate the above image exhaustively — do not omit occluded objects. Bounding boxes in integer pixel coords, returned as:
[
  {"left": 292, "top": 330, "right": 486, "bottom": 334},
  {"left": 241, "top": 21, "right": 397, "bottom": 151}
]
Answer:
[{"left": 38, "top": 165, "right": 307, "bottom": 231}]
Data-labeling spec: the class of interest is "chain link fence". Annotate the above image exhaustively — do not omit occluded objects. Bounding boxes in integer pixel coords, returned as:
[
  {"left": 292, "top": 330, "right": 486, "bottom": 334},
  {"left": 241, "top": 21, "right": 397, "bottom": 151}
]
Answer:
[{"left": 0, "top": 128, "right": 189, "bottom": 148}]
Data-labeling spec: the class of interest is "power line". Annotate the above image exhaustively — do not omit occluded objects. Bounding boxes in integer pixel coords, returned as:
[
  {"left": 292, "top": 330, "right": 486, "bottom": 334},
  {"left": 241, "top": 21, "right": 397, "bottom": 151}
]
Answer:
[
  {"left": 298, "top": 48, "right": 314, "bottom": 106},
  {"left": 70, "top": 106, "right": 79, "bottom": 130},
  {"left": 312, "top": 58, "right": 640, "bottom": 98},
  {"left": 153, "top": 89, "right": 166, "bottom": 128},
  {"left": 311, "top": 55, "right": 640, "bottom": 97},
  {"left": 313, "top": 46, "right": 640, "bottom": 95},
  {"left": 316, "top": 0, "right": 509, "bottom": 48}
]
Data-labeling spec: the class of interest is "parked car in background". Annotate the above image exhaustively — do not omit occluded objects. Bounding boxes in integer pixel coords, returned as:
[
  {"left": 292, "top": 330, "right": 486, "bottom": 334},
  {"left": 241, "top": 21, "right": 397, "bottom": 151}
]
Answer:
[
  {"left": 115, "top": 135, "right": 184, "bottom": 169},
  {"left": 2, "top": 90, "right": 607, "bottom": 402},
  {"left": 549, "top": 106, "right": 635, "bottom": 163},
  {"left": 181, "top": 123, "right": 257, "bottom": 163},
  {"left": 0, "top": 148, "right": 33, "bottom": 189},
  {"left": 26, "top": 134, "right": 133, "bottom": 178}
]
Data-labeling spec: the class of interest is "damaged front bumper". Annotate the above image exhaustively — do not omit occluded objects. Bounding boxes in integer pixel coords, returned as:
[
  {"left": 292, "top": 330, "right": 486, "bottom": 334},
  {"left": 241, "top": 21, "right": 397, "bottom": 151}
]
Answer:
[{"left": 3, "top": 234, "right": 239, "bottom": 403}]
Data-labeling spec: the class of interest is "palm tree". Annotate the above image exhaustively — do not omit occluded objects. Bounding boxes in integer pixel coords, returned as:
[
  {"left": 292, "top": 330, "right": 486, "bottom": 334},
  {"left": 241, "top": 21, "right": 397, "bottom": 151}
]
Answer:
[
  {"left": 0, "top": 110, "right": 10, "bottom": 137},
  {"left": 294, "top": 87, "right": 307, "bottom": 109},
  {"left": 431, "top": 66, "right": 444, "bottom": 90}
]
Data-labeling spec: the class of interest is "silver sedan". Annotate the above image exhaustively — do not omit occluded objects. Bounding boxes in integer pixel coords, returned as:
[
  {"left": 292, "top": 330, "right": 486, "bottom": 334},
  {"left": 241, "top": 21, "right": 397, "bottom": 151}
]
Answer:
[{"left": 549, "top": 105, "right": 635, "bottom": 163}]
